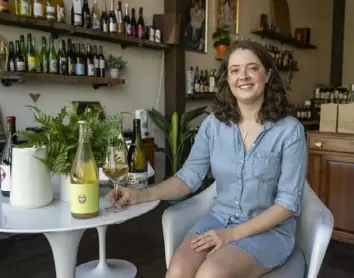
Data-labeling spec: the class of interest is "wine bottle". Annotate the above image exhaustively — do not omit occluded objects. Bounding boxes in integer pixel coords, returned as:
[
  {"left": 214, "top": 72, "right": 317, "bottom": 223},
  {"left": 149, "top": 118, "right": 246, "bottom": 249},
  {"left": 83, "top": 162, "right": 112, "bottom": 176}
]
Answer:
[
  {"left": 70, "top": 120, "right": 99, "bottom": 219},
  {"left": 56, "top": 0, "right": 65, "bottom": 23},
  {"left": 67, "top": 39, "right": 76, "bottom": 75},
  {"left": 123, "top": 3, "right": 131, "bottom": 36},
  {"left": 19, "top": 0, "right": 30, "bottom": 17},
  {"left": 72, "top": 0, "right": 82, "bottom": 26},
  {"left": 0, "top": 0, "right": 10, "bottom": 12},
  {"left": 15, "top": 40, "right": 26, "bottom": 72},
  {"left": 32, "top": 37, "right": 41, "bottom": 73},
  {"left": 58, "top": 40, "right": 67, "bottom": 75},
  {"left": 100, "top": 0, "right": 108, "bottom": 32},
  {"left": 91, "top": 0, "right": 100, "bottom": 30},
  {"left": 7, "top": 41, "right": 15, "bottom": 72},
  {"left": 127, "top": 119, "right": 148, "bottom": 189},
  {"left": 48, "top": 35, "right": 58, "bottom": 74},
  {"left": 32, "top": 0, "right": 44, "bottom": 19},
  {"left": 82, "top": 0, "right": 91, "bottom": 28},
  {"left": 108, "top": 0, "right": 117, "bottom": 33},
  {"left": 86, "top": 43, "right": 95, "bottom": 77},
  {"left": 93, "top": 45, "right": 99, "bottom": 77},
  {"left": 46, "top": 0, "right": 56, "bottom": 21},
  {"left": 40, "top": 36, "right": 48, "bottom": 73},
  {"left": 131, "top": 8, "right": 137, "bottom": 37},
  {"left": 0, "top": 116, "right": 17, "bottom": 198},
  {"left": 116, "top": 1, "right": 124, "bottom": 34},
  {"left": 137, "top": 7, "right": 145, "bottom": 39},
  {"left": 27, "top": 33, "right": 36, "bottom": 72},
  {"left": 98, "top": 45, "right": 105, "bottom": 77},
  {"left": 75, "top": 43, "right": 84, "bottom": 76}
]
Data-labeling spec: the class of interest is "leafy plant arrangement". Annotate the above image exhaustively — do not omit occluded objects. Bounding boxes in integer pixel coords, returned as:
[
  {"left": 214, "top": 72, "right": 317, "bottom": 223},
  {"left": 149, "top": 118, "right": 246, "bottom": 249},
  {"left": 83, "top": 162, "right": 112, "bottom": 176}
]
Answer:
[
  {"left": 212, "top": 25, "right": 231, "bottom": 48},
  {"left": 16, "top": 103, "right": 123, "bottom": 176},
  {"left": 106, "top": 54, "right": 128, "bottom": 70},
  {"left": 147, "top": 106, "right": 208, "bottom": 176}
]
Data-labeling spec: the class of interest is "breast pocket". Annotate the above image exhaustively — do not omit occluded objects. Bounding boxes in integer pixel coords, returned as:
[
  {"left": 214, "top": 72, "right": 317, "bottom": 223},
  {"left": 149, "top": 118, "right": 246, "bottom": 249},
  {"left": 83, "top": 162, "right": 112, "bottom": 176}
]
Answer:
[{"left": 251, "top": 151, "right": 281, "bottom": 182}]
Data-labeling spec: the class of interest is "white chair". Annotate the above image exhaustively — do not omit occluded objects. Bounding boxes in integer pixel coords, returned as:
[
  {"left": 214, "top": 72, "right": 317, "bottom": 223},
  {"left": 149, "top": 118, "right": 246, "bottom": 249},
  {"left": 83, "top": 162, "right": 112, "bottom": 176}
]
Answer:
[{"left": 162, "top": 181, "right": 334, "bottom": 278}]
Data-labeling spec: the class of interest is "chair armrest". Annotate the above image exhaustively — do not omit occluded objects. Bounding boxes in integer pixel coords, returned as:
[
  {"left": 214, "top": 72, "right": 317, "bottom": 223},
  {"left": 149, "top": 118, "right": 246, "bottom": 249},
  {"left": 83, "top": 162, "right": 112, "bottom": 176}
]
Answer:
[
  {"left": 296, "top": 182, "right": 334, "bottom": 278},
  {"left": 162, "top": 182, "right": 216, "bottom": 268}
]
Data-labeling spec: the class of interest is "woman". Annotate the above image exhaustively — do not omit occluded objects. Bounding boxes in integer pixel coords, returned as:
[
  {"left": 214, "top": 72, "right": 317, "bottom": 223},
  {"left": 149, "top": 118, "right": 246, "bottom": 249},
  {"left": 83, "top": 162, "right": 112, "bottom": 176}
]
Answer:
[{"left": 109, "top": 40, "right": 307, "bottom": 277}]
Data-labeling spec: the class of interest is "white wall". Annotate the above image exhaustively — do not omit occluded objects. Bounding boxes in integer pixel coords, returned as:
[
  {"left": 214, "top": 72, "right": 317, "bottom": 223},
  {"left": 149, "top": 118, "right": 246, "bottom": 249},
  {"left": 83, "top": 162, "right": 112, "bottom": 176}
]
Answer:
[{"left": 0, "top": 0, "right": 165, "bottom": 133}]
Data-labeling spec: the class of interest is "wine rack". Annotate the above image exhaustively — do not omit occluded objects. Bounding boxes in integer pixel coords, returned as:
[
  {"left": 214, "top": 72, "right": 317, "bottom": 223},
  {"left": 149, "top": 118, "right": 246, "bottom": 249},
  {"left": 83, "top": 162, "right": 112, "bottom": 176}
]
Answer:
[
  {"left": 0, "top": 12, "right": 170, "bottom": 51},
  {"left": 0, "top": 70, "right": 125, "bottom": 89}
]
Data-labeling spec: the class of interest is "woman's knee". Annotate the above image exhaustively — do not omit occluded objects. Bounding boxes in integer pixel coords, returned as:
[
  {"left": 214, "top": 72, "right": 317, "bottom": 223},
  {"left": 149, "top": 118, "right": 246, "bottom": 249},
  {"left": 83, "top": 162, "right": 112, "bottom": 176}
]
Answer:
[
  {"left": 195, "top": 260, "right": 225, "bottom": 278},
  {"left": 165, "top": 255, "right": 189, "bottom": 278}
]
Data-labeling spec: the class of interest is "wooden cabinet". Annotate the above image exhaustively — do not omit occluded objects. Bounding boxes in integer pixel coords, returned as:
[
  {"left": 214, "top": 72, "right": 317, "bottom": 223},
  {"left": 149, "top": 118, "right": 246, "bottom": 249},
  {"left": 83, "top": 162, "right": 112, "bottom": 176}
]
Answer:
[{"left": 307, "top": 131, "right": 354, "bottom": 244}]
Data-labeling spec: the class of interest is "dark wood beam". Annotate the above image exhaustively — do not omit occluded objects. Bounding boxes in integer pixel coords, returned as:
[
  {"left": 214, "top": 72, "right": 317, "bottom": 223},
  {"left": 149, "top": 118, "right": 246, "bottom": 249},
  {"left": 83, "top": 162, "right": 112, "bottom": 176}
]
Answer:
[
  {"left": 164, "top": 0, "right": 187, "bottom": 176},
  {"left": 330, "top": 0, "right": 345, "bottom": 86}
]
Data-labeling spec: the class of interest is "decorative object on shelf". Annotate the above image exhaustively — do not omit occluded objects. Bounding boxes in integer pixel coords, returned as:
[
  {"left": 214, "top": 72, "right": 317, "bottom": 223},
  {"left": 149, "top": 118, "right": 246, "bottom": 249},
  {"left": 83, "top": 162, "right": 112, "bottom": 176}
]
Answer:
[
  {"left": 215, "top": 0, "right": 240, "bottom": 34},
  {"left": 212, "top": 25, "right": 231, "bottom": 57},
  {"left": 10, "top": 146, "right": 53, "bottom": 209},
  {"left": 294, "top": 27, "right": 311, "bottom": 44},
  {"left": 271, "top": 0, "right": 291, "bottom": 36},
  {"left": 106, "top": 54, "right": 127, "bottom": 79},
  {"left": 16, "top": 103, "right": 123, "bottom": 202},
  {"left": 184, "top": 0, "right": 208, "bottom": 53},
  {"left": 0, "top": 33, "right": 8, "bottom": 72},
  {"left": 29, "top": 93, "right": 40, "bottom": 103},
  {"left": 153, "top": 13, "right": 181, "bottom": 45}
]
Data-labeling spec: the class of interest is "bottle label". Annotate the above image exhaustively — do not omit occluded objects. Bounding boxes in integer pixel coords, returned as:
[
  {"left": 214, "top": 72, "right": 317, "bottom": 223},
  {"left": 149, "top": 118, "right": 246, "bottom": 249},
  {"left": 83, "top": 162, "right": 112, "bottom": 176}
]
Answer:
[
  {"left": 125, "top": 23, "right": 131, "bottom": 36},
  {"left": 33, "top": 3, "right": 43, "bottom": 17},
  {"left": 42, "top": 58, "right": 48, "bottom": 73},
  {"left": 126, "top": 172, "right": 148, "bottom": 189},
  {"left": 46, "top": 6, "right": 55, "bottom": 20},
  {"left": 16, "top": 61, "right": 25, "bottom": 72},
  {"left": 56, "top": 5, "right": 65, "bottom": 22},
  {"left": 28, "top": 56, "right": 36, "bottom": 71},
  {"left": 75, "top": 63, "right": 84, "bottom": 76},
  {"left": 87, "top": 64, "right": 95, "bottom": 76},
  {"left": 138, "top": 25, "right": 144, "bottom": 38},
  {"left": 103, "top": 23, "right": 108, "bottom": 32},
  {"left": 92, "top": 18, "right": 101, "bottom": 30},
  {"left": 49, "top": 59, "right": 57, "bottom": 73},
  {"left": 109, "top": 23, "right": 117, "bottom": 33},
  {"left": 70, "top": 183, "right": 99, "bottom": 214},
  {"left": 74, "top": 13, "right": 82, "bottom": 26},
  {"left": 20, "top": 1, "right": 29, "bottom": 16},
  {"left": 9, "top": 61, "right": 15, "bottom": 72},
  {"left": 69, "top": 61, "right": 75, "bottom": 75},
  {"left": 0, "top": 165, "right": 11, "bottom": 192},
  {"left": 94, "top": 58, "right": 99, "bottom": 69},
  {"left": 99, "top": 59, "right": 105, "bottom": 69},
  {"left": 60, "top": 57, "right": 67, "bottom": 73}
]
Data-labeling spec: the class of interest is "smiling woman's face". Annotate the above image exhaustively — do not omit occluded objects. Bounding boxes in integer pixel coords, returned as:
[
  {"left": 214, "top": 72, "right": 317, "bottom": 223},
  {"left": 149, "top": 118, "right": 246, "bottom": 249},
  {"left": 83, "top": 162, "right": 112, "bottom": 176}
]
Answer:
[{"left": 227, "top": 48, "right": 269, "bottom": 104}]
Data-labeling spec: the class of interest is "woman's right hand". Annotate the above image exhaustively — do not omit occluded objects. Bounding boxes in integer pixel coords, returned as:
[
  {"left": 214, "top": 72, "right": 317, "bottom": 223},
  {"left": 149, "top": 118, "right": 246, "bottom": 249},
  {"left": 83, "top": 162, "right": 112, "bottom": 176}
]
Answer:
[{"left": 107, "top": 186, "right": 141, "bottom": 207}]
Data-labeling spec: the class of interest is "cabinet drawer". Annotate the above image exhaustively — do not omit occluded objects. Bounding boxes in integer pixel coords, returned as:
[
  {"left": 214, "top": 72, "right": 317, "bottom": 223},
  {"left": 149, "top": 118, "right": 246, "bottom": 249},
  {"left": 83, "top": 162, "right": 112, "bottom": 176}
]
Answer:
[{"left": 308, "top": 135, "right": 354, "bottom": 154}]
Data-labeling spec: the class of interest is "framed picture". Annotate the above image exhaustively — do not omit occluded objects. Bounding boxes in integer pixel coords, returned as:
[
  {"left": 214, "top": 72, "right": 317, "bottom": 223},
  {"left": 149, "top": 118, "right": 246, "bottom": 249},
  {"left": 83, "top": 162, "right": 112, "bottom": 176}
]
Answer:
[
  {"left": 184, "top": 0, "right": 209, "bottom": 53},
  {"left": 215, "top": 0, "right": 240, "bottom": 34}
]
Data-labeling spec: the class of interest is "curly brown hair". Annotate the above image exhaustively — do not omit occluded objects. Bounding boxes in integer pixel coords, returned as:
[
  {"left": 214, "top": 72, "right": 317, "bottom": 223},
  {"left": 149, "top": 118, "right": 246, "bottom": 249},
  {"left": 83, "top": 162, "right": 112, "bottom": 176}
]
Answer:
[{"left": 212, "top": 40, "right": 290, "bottom": 125}]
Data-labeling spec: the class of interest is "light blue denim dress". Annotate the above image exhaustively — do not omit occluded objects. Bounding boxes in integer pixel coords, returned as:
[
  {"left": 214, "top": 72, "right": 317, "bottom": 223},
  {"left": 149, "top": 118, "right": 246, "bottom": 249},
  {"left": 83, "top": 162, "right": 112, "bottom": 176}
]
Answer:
[{"left": 175, "top": 113, "right": 307, "bottom": 269}]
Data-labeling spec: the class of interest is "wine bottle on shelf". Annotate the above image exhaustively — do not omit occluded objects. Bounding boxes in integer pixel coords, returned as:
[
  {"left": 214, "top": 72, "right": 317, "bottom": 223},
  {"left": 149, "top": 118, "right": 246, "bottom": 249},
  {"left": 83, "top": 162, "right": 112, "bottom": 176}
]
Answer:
[
  {"left": 91, "top": 0, "right": 100, "bottom": 30},
  {"left": 93, "top": 45, "right": 99, "bottom": 77},
  {"left": 123, "top": 3, "right": 131, "bottom": 36},
  {"left": 86, "top": 43, "right": 95, "bottom": 77},
  {"left": 46, "top": 0, "right": 56, "bottom": 21},
  {"left": 32, "top": 37, "right": 41, "bottom": 73},
  {"left": 15, "top": 40, "right": 26, "bottom": 72},
  {"left": 27, "top": 33, "right": 37, "bottom": 72},
  {"left": 0, "top": 116, "right": 17, "bottom": 198},
  {"left": 75, "top": 43, "right": 84, "bottom": 76},
  {"left": 131, "top": 8, "right": 137, "bottom": 37},
  {"left": 48, "top": 35, "right": 58, "bottom": 74},
  {"left": 56, "top": 0, "right": 65, "bottom": 23},
  {"left": 32, "top": 0, "right": 44, "bottom": 19},
  {"left": 67, "top": 39, "right": 76, "bottom": 75},
  {"left": 108, "top": 0, "right": 117, "bottom": 33},
  {"left": 82, "top": 0, "right": 91, "bottom": 28},
  {"left": 116, "top": 1, "right": 124, "bottom": 34},
  {"left": 98, "top": 45, "right": 105, "bottom": 77},
  {"left": 7, "top": 41, "right": 15, "bottom": 72},
  {"left": 40, "top": 37, "right": 48, "bottom": 73},
  {"left": 127, "top": 119, "right": 148, "bottom": 189},
  {"left": 72, "top": 0, "right": 82, "bottom": 26},
  {"left": 0, "top": 0, "right": 10, "bottom": 12},
  {"left": 20, "top": 35, "right": 26, "bottom": 63},
  {"left": 137, "top": 7, "right": 145, "bottom": 39},
  {"left": 58, "top": 40, "right": 67, "bottom": 75},
  {"left": 70, "top": 120, "right": 99, "bottom": 219},
  {"left": 100, "top": 0, "right": 108, "bottom": 32},
  {"left": 19, "top": 0, "right": 30, "bottom": 17}
]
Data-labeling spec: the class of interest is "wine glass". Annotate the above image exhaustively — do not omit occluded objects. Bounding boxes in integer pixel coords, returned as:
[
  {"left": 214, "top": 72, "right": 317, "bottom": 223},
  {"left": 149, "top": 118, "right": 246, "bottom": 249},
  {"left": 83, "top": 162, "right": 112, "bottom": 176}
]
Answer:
[{"left": 102, "top": 145, "right": 129, "bottom": 213}]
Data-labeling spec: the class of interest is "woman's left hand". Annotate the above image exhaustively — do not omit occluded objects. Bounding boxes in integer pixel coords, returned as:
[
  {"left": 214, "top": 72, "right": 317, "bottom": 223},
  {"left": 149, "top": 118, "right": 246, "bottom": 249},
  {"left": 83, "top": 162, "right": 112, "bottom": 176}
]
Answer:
[{"left": 190, "top": 228, "right": 237, "bottom": 257}]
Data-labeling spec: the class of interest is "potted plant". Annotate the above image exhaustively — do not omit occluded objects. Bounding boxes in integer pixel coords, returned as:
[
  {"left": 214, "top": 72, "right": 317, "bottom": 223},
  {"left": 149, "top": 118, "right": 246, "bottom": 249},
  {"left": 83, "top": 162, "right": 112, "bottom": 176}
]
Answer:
[
  {"left": 16, "top": 103, "right": 123, "bottom": 202},
  {"left": 106, "top": 54, "right": 128, "bottom": 79},
  {"left": 212, "top": 25, "right": 231, "bottom": 58},
  {"left": 148, "top": 106, "right": 209, "bottom": 204}
]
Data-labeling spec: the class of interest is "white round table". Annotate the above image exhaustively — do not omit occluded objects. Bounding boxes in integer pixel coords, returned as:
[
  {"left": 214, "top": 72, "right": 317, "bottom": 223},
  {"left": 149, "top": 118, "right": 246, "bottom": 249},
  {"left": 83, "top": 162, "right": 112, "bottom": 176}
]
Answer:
[{"left": 0, "top": 187, "right": 160, "bottom": 278}]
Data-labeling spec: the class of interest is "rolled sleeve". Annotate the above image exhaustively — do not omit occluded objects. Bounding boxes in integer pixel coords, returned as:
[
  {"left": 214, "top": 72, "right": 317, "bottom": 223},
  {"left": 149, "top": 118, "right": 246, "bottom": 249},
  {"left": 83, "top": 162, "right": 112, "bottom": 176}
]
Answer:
[
  {"left": 274, "top": 122, "right": 307, "bottom": 216},
  {"left": 175, "top": 115, "right": 212, "bottom": 192}
]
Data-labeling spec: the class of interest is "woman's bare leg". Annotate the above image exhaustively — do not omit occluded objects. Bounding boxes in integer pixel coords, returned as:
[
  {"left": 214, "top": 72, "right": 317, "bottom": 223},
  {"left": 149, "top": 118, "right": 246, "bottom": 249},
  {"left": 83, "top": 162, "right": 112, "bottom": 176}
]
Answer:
[
  {"left": 165, "top": 235, "right": 210, "bottom": 278},
  {"left": 195, "top": 245, "right": 274, "bottom": 278}
]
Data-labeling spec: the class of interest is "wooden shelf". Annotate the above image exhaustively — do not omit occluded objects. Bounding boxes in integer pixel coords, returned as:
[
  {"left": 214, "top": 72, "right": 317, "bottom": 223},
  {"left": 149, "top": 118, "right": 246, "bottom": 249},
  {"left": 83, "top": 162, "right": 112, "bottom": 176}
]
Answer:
[
  {"left": 251, "top": 29, "right": 317, "bottom": 49},
  {"left": 0, "top": 70, "right": 125, "bottom": 89},
  {"left": 0, "top": 12, "right": 170, "bottom": 51},
  {"left": 185, "top": 93, "right": 215, "bottom": 100}
]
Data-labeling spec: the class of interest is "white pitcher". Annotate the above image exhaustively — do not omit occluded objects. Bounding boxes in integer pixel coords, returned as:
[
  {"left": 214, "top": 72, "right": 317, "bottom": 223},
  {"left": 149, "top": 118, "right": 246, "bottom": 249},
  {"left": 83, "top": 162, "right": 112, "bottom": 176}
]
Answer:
[{"left": 10, "top": 146, "right": 53, "bottom": 209}]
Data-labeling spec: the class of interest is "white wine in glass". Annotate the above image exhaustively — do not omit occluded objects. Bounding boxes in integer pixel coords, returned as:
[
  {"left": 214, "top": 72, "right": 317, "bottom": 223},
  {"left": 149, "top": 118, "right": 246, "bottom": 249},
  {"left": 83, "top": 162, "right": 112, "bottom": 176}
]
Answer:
[{"left": 103, "top": 145, "right": 129, "bottom": 212}]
